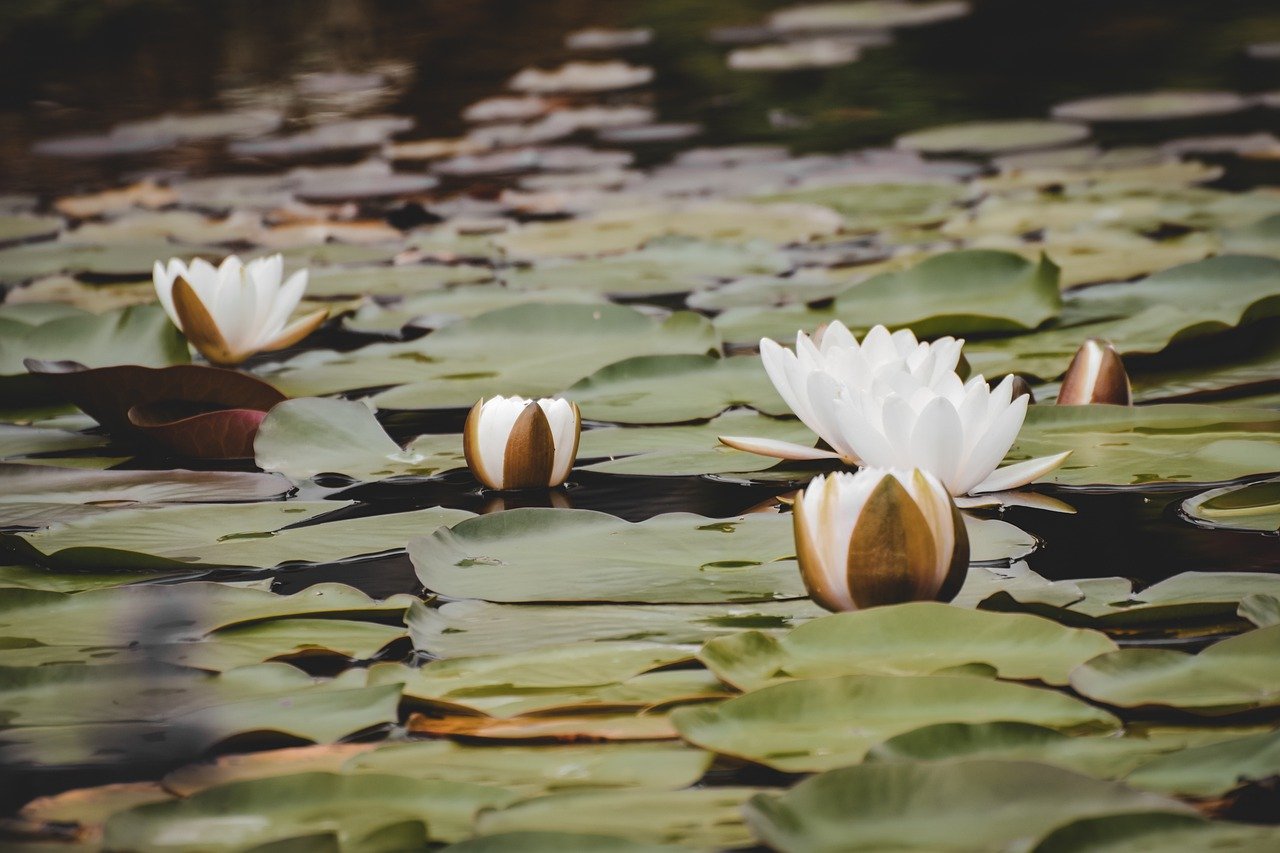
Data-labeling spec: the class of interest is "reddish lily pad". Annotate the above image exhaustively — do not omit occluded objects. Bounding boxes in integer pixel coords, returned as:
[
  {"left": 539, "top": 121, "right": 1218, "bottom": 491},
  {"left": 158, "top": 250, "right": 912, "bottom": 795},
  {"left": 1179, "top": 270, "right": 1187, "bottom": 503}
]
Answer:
[{"left": 25, "top": 361, "right": 286, "bottom": 458}]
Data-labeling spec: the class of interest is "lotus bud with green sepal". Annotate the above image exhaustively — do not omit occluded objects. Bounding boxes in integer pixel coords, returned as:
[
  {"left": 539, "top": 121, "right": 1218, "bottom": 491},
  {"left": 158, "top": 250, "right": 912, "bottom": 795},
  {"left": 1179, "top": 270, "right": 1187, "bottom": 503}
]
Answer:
[
  {"left": 1056, "top": 338, "right": 1132, "bottom": 406},
  {"left": 153, "top": 254, "right": 327, "bottom": 367},
  {"left": 792, "top": 469, "right": 969, "bottom": 612},
  {"left": 464, "top": 396, "right": 581, "bottom": 490}
]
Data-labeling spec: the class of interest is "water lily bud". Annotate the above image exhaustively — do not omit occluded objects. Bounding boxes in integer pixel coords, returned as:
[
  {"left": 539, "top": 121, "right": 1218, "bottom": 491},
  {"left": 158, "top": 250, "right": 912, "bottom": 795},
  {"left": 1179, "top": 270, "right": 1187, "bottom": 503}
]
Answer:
[
  {"left": 792, "top": 469, "right": 969, "bottom": 612},
  {"left": 1057, "top": 339, "right": 1132, "bottom": 406},
  {"left": 1006, "top": 375, "right": 1035, "bottom": 403},
  {"left": 464, "top": 396, "right": 581, "bottom": 490},
  {"left": 153, "top": 255, "right": 327, "bottom": 367}
]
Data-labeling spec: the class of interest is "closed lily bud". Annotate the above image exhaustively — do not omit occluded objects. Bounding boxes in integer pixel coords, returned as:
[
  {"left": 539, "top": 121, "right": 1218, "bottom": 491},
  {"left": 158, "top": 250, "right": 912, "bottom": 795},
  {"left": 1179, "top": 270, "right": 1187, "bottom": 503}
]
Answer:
[
  {"left": 792, "top": 469, "right": 969, "bottom": 612},
  {"left": 1057, "top": 339, "right": 1132, "bottom": 406},
  {"left": 464, "top": 396, "right": 581, "bottom": 490},
  {"left": 153, "top": 255, "right": 327, "bottom": 367}
]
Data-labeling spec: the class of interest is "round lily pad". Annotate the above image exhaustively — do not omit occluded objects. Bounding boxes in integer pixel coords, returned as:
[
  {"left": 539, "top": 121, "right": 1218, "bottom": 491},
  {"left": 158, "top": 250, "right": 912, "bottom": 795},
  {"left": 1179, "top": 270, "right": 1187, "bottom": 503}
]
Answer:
[
  {"left": 1052, "top": 90, "right": 1251, "bottom": 123},
  {"left": 897, "top": 120, "right": 1090, "bottom": 155}
]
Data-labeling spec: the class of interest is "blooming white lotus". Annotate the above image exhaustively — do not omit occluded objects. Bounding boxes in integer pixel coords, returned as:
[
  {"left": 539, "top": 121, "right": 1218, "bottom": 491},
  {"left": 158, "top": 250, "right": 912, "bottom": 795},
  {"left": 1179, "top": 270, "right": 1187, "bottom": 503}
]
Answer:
[
  {"left": 720, "top": 323, "right": 963, "bottom": 464},
  {"left": 464, "top": 396, "right": 581, "bottom": 490},
  {"left": 793, "top": 468, "right": 969, "bottom": 612},
  {"left": 153, "top": 255, "right": 327, "bottom": 367},
  {"left": 1056, "top": 338, "right": 1132, "bottom": 406},
  {"left": 834, "top": 370, "right": 1070, "bottom": 497}
]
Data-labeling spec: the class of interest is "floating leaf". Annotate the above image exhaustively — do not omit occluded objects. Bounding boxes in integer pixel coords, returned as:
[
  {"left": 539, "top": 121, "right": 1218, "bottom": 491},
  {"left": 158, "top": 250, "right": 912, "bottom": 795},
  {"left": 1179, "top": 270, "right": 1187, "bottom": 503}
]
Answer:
[
  {"left": 347, "top": 741, "right": 711, "bottom": 797},
  {"left": 265, "top": 303, "right": 719, "bottom": 405},
  {"left": 476, "top": 787, "right": 761, "bottom": 850},
  {"left": 1182, "top": 479, "right": 1280, "bottom": 532},
  {"left": 1031, "top": 812, "right": 1280, "bottom": 853},
  {"left": 13, "top": 502, "right": 471, "bottom": 570},
  {"left": 104, "top": 772, "right": 514, "bottom": 849},
  {"left": 767, "top": 1, "right": 971, "bottom": 32},
  {"left": 255, "top": 397, "right": 464, "bottom": 482},
  {"left": 408, "top": 598, "right": 830, "bottom": 658},
  {"left": 714, "top": 250, "right": 1062, "bottom": 343},
  {"left": 897, "top": 120, "right": 1089, "bottom": 155},
  {"left": 1069, "top": 625, "right": 1280, "bottom": 715},
  {"left": 744, "top": 760, "right": 1187, "bottom": 852},
  {"left": 445, "top": 833, "right": 690, "bottom": 853},
  {"left": 407, "top": 711, "right": 679, "bottom": 742},
  {"left": 411, "top": 508, "right": 805, "bottom": 604},
  {"left": 1125, "top": 728, "right": 1280, "bottom": 797},
  {"left": 698, "top": 603, "right": 1117, "bottom": 690},
  {"left": 1007, "top": 404, "right": 1280, "bottom": 488},
  {"left": 566, "top": 355, "right": 787, "bottom": 424},
  {"left": 672, "top": 674, "right": 1118, "bottom": 771},
  {"left": 578, "top": 411, "right": 813, "bottom": 476},
  {"left": 1051, "top": 90, "right": 1251, "bottom": 122},
  {"left": 0, "top": 664, "right": 401, "bottom": 766}
]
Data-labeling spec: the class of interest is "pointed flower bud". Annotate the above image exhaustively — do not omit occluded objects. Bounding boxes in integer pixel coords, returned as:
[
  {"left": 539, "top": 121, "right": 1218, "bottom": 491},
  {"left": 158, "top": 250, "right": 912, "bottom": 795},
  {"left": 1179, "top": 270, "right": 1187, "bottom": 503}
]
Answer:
[
  {"left": 464, "top": 396, "right": 581, "bottom": 490},
  {"left": 153, "top": 255, "right": 327, "bottom": 367},
  {"left": 1056, "top": 339, "right": 1132, "bottom": 406},
  {"left": 792, "top": 469, "right": 969, "bottom": 612}
]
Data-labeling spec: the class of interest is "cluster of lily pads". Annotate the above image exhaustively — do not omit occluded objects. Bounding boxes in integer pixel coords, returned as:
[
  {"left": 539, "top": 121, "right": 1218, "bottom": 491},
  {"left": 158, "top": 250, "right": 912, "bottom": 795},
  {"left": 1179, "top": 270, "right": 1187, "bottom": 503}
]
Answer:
[{"left": 2, "top": 1, "right": 1280, "bottom": 851}]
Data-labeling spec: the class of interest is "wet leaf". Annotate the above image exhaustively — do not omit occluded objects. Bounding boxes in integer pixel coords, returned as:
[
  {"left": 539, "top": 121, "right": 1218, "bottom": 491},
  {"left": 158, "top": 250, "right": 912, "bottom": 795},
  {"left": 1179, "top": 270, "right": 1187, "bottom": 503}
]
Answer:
[
  {"left": 1052, "top": 90, "right": 1251, "bottom": 122},
  {"left": 1182, "top": 479, "right": 1280, "bottom": 532},
  {"left": 698, "top": 603, "right": 1117, "bottom": 689},
  {"left": 1031, "top": 812, "right": 1280, "bottom": 853},
  {"left": 1069, "top": 625, "right": 1280, "bottom": 715},
  {"left": 744, "top": 760, "right": 1187, "bottom": 852},
  {"left": 673, "top": 674, "right": 1118, "bottom": 771},
  {"left": 896, "top": 120, "right": 1089, "bottom": 155}
]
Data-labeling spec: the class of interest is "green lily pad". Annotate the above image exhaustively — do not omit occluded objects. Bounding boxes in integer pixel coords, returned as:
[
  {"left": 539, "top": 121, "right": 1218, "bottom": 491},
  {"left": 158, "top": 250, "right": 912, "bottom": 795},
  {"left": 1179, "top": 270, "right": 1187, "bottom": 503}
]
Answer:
[
  {"left": 979, "top": 569, "right": 1280, "bottom": 630},
  {"left": 348, "top": 741, "right": 712, "bottom": 797},
  {"left": 411, "top": 509, "right": 805, "bottom": 604},
  {"left": 445, "top": 833, "right": 693, "bottom": 853},
  {"left": 0, "top": 424, "right": 109, "bottom": 458},
  {"left": 306, "top": 263, "right": 494, "bottom": 298},
  {"left": 566, "top": 355, "right": 787, "bottom": 424},
  {"left": 578, "top": 411, "right": 813, "bottom": 476},
  {"left": 265, "top": 303, "right": 719, "bottom": 406},
  {"left": 698, "top": 603, "right": 1117, "bottom": 690},
  {"left": 1240, "top": 593, "right": 1280, "bottom": 628},
  {"left": 104, "top": 772, "right": 515, "bottom": 849},
  {"left": 965, "top": 255, "right": 1280, "bottom": 381},
  {"left": 755, "top": 182, "right": 967, "bottom": 232},
  {"left": 1007, "top": 404, "right": 1280, "bottom": 488},
  {"left": 1131, "top": 334, "right": 1280, "bottom": 403},
  {"left": 1126, "top": 728, "right": 1280, "bottom": 797},
  {"left": 13, "top": 502, "right": 471, "bottom": 570},
  {"left": 475, "top": 787, "right": 762, "bottom": 851},
  {"left": 714, "top": 250, "right": 1062, "bottom": 343},
  {"left": 372, "top": 656, "right": 727, "bottom": 718},
  {"left": 672, "top": 674, "right": 1118, "bottom": 771},
  {"left": 0, "top": 664, "right": 401, "bottom": 766},
  {"left": 1069, "top": 625, "right": 1280, "bottom": 715},
  {"left": 868, "top": 721, "right": 1264, "bottom": 782},
  {"left": 0, "top": 214, "right": 62, "bottom": 246},
  {"left": 1032, "top": 813, "right": 1280, "bottom": 853},
  {"left": 341, "top": 284, "right": 606, "bottom": 334},
  {"left": 1182, "top": 479, "right": 1280, "bottom": 532},
  {"left": 0, "top": 463, "right": 290, "bottom": 517},
  {"left": 0, "top": 305, "right": 188, "bottom": 400},
  {"left": 254, "top": 398, "right": 465, "bottom": 482},
  {"left": 408, "top": 598, "right": 830, "bottom": 658},
  {"left": 1052, "top": 90, "right": 1251, "bottom": 122},
  {"left": 493, "top": 202, "right": 842, "bottom": 259},
  {"left": 500, "top": 237, "right": 791, "bottom": 297},
  {"left": 768, "top": 1, "right": 972, "bottom": 32},
  {"left": 0, "top": 240, "right": 218, "bottom": 284},
  {"left": 744, "top": 760, "right": 1187, "bottom": 852},
  {"left": 896, "top": 120, "right": 1090, "bottom": 155}
]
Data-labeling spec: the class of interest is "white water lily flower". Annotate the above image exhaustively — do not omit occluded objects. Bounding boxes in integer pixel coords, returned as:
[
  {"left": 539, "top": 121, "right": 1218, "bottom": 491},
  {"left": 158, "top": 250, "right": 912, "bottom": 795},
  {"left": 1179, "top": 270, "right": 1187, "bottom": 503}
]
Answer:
[
  {"left": 464, "top": 396, "right": 581, "bottom": 490},
  {"left": 793, "top": 468, "right": 969, "bottom": 612},
  {"left": 835, "top": 371, "right": 1070, "bottom": 497},
  {"left": 720, "top": 322, "right": 963, "bottom": 463},
  {"left": 1056, "top": 338, "right": 1132, "bottom": 406},
  {"left": 153, "top": 255, "right": 327, "bottom": 366}
]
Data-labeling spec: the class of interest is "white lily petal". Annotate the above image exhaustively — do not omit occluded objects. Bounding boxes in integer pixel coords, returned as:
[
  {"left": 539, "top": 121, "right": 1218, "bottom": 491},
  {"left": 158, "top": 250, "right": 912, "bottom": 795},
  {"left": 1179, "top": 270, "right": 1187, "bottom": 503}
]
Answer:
[
  {"left": 970, "top": 451, "right": 1072, "bottom": 494},
  {"left": 718, "top": 435, "right": 841, "bottom": 461}
]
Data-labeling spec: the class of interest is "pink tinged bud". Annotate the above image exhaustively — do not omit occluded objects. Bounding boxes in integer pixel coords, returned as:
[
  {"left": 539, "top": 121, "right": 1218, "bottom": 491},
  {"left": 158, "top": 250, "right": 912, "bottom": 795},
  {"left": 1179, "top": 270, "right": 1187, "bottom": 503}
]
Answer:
[{"left": 1057, "top": 339, "right": 1132, "bottom": 406}]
